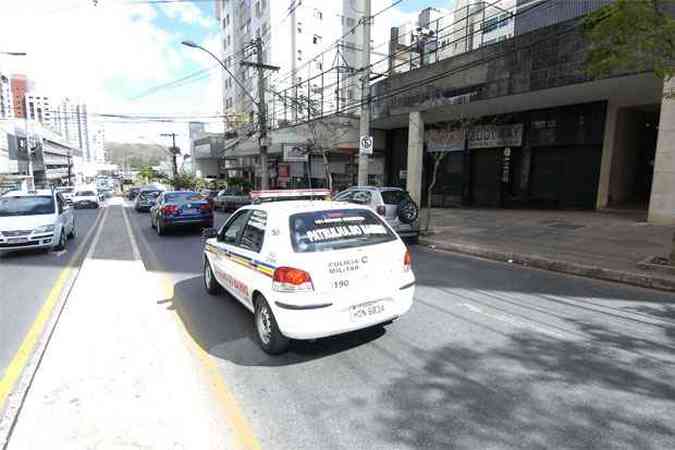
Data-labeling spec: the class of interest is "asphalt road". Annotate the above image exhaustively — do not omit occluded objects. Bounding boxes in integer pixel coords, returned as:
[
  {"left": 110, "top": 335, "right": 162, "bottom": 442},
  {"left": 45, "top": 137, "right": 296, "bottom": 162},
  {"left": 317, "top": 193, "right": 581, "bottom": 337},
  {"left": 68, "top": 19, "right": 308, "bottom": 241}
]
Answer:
[
  {"left": 0, "top": 206, "right": 100, "bottom": 379},
  {"left": 125, "top": 203, "right": 675, "bottom": 450}
]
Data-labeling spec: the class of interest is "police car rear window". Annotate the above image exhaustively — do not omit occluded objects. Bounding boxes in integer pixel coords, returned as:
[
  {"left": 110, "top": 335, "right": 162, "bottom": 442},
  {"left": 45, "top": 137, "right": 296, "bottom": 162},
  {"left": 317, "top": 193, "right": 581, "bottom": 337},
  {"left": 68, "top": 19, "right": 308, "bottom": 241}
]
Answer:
[{"left": 289, "top": 209, "right": 395, "bottom": 253}]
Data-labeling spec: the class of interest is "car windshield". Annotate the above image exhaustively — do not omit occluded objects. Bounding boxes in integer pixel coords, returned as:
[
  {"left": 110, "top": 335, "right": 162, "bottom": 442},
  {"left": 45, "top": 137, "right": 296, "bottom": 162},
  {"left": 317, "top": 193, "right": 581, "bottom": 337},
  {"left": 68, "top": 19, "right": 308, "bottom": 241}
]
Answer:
[
  {"left": 290, "top": 208, "right": 395, "bottom": 253},
  {"left": 0, "top": 196, "right": 55, "bottom": 217},
  {"left": 164, "top": 192, "right": 205, "bottom": 204},
  {"left": 380, "top": 190, "right": 411, "bottom": 205},
  {"left": 76, "top": 191, "right": 96, "bottom": 196}
]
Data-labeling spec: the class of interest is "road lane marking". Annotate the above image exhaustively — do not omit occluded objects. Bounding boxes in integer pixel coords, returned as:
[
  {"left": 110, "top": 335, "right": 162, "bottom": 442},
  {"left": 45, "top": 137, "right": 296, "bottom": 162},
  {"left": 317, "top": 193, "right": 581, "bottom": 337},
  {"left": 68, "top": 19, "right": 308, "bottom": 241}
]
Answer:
[
  {"left": 120, "top": 205, "right": 262, "bottom": 450},
  {"left": 0, "top": 207, "right": 108, "bottom": 414}
]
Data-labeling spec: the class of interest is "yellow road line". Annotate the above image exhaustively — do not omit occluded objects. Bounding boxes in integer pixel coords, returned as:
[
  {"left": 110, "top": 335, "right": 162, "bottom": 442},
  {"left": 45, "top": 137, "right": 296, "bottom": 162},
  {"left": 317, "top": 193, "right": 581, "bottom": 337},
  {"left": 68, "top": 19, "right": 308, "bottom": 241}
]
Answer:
[
  {"left": 0, "top": 208, "right": 107, "bottom": 411},
  {"left": 0, "top": 268, "right": 71, "bottom": 408},
  {"left": 122, "top": 205, "right": 262, "bottom": 450}
]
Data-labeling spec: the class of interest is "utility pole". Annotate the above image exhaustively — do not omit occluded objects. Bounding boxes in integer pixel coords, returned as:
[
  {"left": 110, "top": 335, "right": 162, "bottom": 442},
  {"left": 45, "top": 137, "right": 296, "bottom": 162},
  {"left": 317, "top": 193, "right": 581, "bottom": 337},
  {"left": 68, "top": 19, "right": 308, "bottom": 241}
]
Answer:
[
  {"left": 160, "top": 132, "right": 179, "bottom": 177},
  {"left": 241, "top": 37, "right": 279, "bottom": 190},
  {"left": 357, "top": 0, "right": 372, "bottom": 186}
]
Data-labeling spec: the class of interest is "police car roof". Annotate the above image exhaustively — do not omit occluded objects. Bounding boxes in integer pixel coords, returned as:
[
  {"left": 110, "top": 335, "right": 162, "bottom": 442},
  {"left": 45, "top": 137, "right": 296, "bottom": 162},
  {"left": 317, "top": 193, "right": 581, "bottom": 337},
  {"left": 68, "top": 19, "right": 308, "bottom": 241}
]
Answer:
[
  {"left": 247, "top": 200, "right": 368, "bottom": 215},
  {"left": 3, "top": 189, "right": 54, "bottom": 197}
]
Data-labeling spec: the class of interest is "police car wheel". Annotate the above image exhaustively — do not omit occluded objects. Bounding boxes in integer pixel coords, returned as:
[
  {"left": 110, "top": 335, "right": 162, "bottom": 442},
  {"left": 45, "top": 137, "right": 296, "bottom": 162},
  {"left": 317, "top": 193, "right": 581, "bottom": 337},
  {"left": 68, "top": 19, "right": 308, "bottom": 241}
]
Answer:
[
  {"left": 255, "top": 296, "right": 289, "bottom": 355},
  {"left": 203, "top": 260, "right": 222, "bottom": 295},
  {"left": 54, "top": 230, "right": 66, "bottom": 251}
]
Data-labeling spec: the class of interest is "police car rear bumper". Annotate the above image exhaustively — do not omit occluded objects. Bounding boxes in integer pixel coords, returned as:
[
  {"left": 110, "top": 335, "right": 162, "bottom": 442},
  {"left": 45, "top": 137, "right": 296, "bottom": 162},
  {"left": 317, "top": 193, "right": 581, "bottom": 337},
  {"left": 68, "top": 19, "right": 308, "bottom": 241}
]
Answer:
[{"left": 272, "top": 285, "right": 414, "bottom": 340}]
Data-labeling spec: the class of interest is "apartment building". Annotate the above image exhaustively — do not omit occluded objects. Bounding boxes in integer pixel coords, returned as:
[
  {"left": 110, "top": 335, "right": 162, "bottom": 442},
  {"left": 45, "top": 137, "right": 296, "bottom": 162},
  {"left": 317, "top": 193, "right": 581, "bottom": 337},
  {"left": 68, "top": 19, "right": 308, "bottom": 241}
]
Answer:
[
  {"left": 0, "top": 73, "right": 13, "bottom": 119},
  {"left": 25, "top": 93, "right": 53, "bottom": 127},
  {"left": 52, "top": 98, "right": 91, "bottom": 161},
  {"left": 215, "top": 0, "right": 366, "bottom": 127},
  {"left": 10, "top": 74, "right": 28, "bottom": 118}
]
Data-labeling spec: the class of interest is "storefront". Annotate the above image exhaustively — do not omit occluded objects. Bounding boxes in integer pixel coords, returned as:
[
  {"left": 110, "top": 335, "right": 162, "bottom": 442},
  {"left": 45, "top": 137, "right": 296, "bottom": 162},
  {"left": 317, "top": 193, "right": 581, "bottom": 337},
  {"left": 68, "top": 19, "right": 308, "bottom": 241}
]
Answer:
[{"left": 385, "top": 101, "right": 609, "bottom": 209}]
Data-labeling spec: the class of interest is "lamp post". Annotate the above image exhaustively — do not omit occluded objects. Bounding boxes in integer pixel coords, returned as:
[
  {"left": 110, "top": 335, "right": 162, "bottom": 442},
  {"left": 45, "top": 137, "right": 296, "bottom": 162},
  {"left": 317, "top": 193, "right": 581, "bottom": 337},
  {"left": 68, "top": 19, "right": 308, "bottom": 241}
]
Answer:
[{"left": 181, "top": 40, "right": 278, "bottom": 189}]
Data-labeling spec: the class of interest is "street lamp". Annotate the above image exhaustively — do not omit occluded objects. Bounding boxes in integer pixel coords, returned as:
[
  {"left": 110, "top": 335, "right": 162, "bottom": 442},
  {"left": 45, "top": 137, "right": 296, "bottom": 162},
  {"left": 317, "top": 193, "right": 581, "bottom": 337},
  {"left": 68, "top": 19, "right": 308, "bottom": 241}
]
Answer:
[{"left": 181, "top": 39, "right": 275, "bottom": 189}]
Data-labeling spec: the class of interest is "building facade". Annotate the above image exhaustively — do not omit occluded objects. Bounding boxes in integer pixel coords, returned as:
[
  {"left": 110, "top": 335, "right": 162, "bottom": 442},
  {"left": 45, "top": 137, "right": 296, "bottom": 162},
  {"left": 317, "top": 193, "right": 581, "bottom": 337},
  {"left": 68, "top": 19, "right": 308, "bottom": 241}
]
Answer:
[
  {"left": 370, "top": 0, "right": 673, "bottom": 223},
  {"left": 52, "top": 98, "right": 91, "bottom": 160},
  {"left": 0, "top": 73, "right": 13, "bottom": 119},
  {"left": 10, "top": 74, "right": 28, "bottom": 118},
  {"left": 25, "top": 93, "right": 53, "bottom": 127}
]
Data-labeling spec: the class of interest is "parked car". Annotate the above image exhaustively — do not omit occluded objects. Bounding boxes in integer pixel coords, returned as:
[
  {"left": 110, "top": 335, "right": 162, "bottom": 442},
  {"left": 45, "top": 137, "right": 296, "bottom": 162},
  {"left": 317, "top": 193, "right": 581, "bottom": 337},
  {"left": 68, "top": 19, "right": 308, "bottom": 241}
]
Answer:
[
  {"left": 201, "top": 194, "right": 415, "bottom": 354},
  {"left": 126, "top": 187, "right": 141, "bottom": 200},
  {"left": 150, "top": 191, "right": 213, "bottom": 235},
  {"left": 134, "top": 189, "right": 162, "bottom": 212},
  {"left": 72, "top": 189, "right": 100, "bottom": 209},
  {"left": 334, "top": 187, "right": 419, "bottom": 241},
  {"left": 213, "top": 187, "right": 250, "bottom": 212},
  {"left": 0, "top": 189, "right": 76, "bottom": 253}
]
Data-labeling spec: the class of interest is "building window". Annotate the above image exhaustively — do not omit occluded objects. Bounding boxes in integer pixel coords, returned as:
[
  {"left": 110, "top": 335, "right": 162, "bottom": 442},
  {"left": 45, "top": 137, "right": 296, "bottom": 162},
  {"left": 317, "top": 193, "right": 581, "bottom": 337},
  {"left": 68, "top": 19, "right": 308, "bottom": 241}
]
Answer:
[
  {"left": 482, "top": 13, "right": 510, "bottom": 34},
  {"left": 312, "top": 34, "right": 322, "bottom": 45},
  {"left": 313, "top": 9, "right": 322, "bottom": 20},
  {"left": 346, "top": 17, "right": 355, "bottom": 27},
  {"left": 255, "top": 0, "right": 261, "bottom": 17},
  {"left": 297, "top": 21, "right": 302, "bottom": 33},
  {"left": 314, "top": 60, "right": 322, "bottom": 70}
]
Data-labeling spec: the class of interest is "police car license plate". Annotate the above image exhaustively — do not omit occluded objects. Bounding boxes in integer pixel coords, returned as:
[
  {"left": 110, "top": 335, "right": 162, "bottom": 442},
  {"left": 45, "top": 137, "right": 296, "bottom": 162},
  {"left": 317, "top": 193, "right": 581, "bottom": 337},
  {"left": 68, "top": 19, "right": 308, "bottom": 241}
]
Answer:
[{"left": 350, "top": 301, "right": 385, "bottom": 321}]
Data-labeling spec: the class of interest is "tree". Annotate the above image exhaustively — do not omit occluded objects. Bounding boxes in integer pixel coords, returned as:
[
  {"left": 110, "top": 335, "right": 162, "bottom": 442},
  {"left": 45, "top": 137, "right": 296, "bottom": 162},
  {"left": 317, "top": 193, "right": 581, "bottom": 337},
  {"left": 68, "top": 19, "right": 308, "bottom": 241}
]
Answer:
[
  {"left": 304, "top": 118, "right": 354, "bottom": 193},
  {"left": 584, "top": 0, "right": 675, "bottom": 88},
  {"left": 137, "top": 166, "right": 155, "bottom": 184}
]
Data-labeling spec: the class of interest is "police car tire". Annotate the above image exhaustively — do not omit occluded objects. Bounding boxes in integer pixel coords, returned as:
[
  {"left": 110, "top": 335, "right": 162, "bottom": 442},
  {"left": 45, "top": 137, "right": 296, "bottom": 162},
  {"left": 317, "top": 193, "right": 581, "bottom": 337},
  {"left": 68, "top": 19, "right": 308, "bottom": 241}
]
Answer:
[
  {"left": 255, "top": 296, "right": 290, "bottom": 355},
  {"left": 203, "top": 260, "right": 222, "bottom": 295},
  {"left": 67, "top": 222, "right": 77, "bottom": 239}
]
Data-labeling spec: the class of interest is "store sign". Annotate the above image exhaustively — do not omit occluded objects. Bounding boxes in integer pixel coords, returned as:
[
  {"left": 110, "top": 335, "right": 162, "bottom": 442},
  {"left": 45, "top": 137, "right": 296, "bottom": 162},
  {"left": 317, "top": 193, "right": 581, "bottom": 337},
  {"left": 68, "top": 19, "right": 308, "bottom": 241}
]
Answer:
[
  {"left": 283, "top": 144, "right": 308, "bottom": 162},
  {"left": 425, "top": 128, "right": 465, "bottom": 153},
  {"left": 468, "top": 124, "right": 523, "bottom": 149}
]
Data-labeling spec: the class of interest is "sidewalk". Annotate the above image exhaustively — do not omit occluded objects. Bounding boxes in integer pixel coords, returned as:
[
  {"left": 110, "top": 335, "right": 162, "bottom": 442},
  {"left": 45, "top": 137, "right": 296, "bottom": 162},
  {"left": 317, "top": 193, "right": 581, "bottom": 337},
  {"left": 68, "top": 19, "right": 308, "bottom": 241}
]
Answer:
[
  {"left": 420, "top": 208, "right": 675, "bottom": 291},
  {"left": 5, "top": 205, "right": 230, "bottom": 449}
]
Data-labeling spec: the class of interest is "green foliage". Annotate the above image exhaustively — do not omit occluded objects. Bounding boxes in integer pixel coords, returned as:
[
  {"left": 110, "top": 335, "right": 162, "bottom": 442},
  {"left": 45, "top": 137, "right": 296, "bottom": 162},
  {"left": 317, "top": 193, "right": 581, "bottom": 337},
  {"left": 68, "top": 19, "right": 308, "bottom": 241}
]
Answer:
[
  {"left": 584, "top": 0, "right": 675, "bottom": 81},
  {"left": 136, "top": 166, "right": 156, "bottom": 183},
  {"left": 169, "top": 173, "right": 199, "bottom": 190}
]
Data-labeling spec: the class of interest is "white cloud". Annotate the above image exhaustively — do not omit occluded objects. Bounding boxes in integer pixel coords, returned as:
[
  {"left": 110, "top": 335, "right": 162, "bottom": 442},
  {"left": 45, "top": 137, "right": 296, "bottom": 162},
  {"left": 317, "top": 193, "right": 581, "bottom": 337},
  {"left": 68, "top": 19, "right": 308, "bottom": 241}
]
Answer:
[{"left": 158, "top": 2, "right": 216, "bottom": 29}]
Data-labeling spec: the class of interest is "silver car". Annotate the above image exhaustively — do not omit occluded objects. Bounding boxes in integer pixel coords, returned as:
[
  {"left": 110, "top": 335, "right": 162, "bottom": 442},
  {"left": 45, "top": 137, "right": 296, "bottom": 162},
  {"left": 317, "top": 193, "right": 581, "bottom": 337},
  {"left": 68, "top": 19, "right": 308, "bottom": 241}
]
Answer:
[{"left": 335, "top": 186, "right": 419, "bottom": 241}]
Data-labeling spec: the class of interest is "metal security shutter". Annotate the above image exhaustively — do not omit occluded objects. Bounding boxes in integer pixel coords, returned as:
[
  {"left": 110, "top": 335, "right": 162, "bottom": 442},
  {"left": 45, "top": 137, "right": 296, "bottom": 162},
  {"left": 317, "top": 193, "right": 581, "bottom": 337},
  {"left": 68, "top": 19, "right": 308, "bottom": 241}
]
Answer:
[{"left": 471, "top": 149, "right": 501, "bottom": 207}]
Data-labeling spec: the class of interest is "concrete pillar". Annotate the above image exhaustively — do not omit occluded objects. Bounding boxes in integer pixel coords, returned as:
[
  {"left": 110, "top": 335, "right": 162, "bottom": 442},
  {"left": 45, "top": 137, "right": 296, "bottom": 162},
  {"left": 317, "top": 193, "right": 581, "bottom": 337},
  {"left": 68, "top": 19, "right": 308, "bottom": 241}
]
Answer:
[
  {"left": 406, "top": 111, "right": 424, "bottom": 206},
  {"left": 648, "top": 78, "right": 675, "bottom": 224},
  {"left": 596, "top": 101, "right": 621, "bottom": 209}
]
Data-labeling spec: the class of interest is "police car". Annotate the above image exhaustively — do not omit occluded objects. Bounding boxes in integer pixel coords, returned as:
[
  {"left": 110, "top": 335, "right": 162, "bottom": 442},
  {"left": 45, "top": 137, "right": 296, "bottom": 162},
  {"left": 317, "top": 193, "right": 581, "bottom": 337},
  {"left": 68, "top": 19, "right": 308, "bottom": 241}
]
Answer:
[{"left": 202, "top": 189, "right": 415, "bottom": 354}]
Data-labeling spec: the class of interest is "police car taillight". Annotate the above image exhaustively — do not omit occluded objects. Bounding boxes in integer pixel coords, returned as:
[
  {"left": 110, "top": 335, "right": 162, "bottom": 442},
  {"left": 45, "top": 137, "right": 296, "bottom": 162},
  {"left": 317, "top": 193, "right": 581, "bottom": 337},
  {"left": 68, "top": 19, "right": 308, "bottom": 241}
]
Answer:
[
  {"left": 273, "top": 267, "right": 314, "bottom": 292},
  {"left": 404, "top": 249, "right": 412, "bottom": 272}
]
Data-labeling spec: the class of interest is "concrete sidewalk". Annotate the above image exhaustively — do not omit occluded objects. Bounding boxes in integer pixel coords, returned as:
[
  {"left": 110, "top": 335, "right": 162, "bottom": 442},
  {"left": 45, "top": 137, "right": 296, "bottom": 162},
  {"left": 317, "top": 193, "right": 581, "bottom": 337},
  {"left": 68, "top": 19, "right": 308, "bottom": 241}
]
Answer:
[
  {"left": 5, "top": 204, "right": 230, "bottom": 449},
  {"left": 420, "top": 208, "right": 675, "bottom": 291}
]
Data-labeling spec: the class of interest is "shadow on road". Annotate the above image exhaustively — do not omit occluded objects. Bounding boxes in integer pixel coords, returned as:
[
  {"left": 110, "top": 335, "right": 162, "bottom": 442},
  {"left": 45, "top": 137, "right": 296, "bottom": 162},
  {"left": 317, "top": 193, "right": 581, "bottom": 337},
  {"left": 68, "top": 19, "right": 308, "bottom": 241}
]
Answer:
[
  {"left": 158, "top": 275, "right": 387, "bottom": 366},
  {"left": 374, "top": 310, "right": 675, "bottom": 450}
]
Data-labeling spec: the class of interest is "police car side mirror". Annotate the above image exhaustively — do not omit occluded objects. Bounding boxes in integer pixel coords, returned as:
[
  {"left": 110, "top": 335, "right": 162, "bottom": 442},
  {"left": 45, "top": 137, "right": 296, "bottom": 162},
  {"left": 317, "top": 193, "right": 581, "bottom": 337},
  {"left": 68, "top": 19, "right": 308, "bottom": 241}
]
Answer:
[{"left": 202, "top": 227, "right": 218, "bottom": 239}]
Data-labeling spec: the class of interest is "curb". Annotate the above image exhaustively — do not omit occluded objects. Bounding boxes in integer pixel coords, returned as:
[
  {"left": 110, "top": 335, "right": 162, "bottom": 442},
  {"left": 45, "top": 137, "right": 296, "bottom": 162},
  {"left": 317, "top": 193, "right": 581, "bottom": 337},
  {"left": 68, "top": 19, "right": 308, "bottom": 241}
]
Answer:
[{"left": 419, "top": 238, "right": 675, "bottom": 292}]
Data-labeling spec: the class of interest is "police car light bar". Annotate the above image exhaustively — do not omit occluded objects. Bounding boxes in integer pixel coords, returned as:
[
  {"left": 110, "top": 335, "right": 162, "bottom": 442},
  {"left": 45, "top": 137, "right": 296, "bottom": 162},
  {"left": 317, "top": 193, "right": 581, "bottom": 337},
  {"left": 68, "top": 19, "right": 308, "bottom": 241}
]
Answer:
[{"left": 250, "top": 189, "right": 331, "bottom": 200}]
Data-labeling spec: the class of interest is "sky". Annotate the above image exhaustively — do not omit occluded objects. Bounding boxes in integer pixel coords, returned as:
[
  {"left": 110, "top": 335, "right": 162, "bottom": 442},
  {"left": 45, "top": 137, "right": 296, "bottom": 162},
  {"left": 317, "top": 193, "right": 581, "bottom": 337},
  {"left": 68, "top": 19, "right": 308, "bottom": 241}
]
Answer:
[{"left": 0, "top": 0, "right": 456, "bottom": 152}]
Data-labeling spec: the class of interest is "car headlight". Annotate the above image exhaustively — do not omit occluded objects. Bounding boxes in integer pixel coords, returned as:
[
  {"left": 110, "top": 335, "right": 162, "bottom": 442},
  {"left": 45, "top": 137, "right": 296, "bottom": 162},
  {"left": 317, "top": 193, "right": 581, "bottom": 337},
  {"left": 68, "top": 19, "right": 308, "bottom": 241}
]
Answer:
[{"left": 34, "top": 224, "right": 56, "bottom": 233}]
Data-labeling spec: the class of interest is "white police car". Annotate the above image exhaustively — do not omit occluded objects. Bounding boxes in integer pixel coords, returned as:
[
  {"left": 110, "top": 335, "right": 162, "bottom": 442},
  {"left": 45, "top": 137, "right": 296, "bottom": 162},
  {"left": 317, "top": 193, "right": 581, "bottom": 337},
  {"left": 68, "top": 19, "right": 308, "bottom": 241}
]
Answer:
[{"left": 202, "top": 190, "right": 415, "bottom": 354}]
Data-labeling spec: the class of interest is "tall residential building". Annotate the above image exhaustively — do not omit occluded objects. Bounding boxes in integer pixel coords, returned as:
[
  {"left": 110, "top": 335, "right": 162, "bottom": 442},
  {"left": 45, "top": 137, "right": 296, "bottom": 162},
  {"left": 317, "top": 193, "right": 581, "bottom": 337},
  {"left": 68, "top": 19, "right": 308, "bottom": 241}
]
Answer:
[
  {"left": 449, "top": 0, "right": 516, "bottom": 57},
  {"left": 10, "top": 74, "right": 28, "bottom": 118},
  {"left": 89, "top": 125, "right": 105, "bottom": 162},
  {"left": 0, "top": 73, "right": 13, "bottom": 119},
  {"left": 52, "top": 98, "right": 91, "bottom": 160},
  {"left": 215, "top": 0, "right": 366, "bottom": 128},
  {"left": 25, "top": 93, "right": 53, "bottom": 127}
]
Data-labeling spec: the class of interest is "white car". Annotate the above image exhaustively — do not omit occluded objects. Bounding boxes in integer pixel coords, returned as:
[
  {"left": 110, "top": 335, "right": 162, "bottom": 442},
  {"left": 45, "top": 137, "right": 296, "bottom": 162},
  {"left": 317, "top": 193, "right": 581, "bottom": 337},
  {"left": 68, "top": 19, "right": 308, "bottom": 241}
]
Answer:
[
  {"left": 0, "top": 189, "right": 76, "bottom": 253},
  {"left": 202, "top": 191, "right": 415, "bottom": 354},
  {"left": 72, "top": 189, "right": 100, "bottom": 209},
  {"left": 56, "top": 187, "right": 75, "bottom": 205}
]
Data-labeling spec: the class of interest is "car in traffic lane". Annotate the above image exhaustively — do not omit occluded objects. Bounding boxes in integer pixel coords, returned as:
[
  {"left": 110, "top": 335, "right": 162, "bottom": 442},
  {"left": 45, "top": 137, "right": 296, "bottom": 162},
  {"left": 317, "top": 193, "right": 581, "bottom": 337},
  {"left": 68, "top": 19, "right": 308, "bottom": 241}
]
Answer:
[
  {"left": 0, "top": 189, "right": 76, "bottom": 253},
  {"left": 150, "top": 191, "right": 213, "bottom": 235},
  {"left": 134, "top": 189, "right": 162, "bottom": 212},
  {"left": 335, "top": 186, "right": 419, "bottom": 242},
  {"left": 202, "top": 194, "right": 415, "bottom": 355},
  {"left": 72, "top": 189, "right": 100, "bottom": 209},
  {"left": 213, "top": 187, "right": 250, "bottom": 212}
]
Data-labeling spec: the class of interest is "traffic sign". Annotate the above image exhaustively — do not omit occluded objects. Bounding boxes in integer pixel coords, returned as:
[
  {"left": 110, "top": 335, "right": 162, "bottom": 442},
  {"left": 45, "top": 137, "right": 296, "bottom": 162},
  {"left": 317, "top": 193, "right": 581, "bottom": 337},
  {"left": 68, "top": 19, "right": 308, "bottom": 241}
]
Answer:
[{"left": 359, "top": 135, "right": 373, "bottom": 155}]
